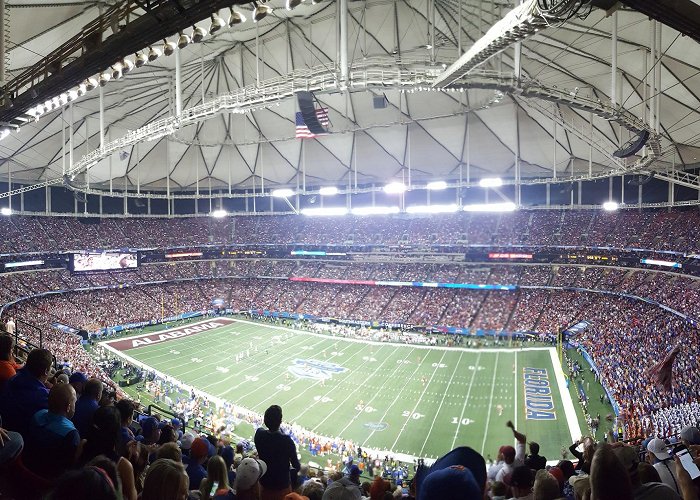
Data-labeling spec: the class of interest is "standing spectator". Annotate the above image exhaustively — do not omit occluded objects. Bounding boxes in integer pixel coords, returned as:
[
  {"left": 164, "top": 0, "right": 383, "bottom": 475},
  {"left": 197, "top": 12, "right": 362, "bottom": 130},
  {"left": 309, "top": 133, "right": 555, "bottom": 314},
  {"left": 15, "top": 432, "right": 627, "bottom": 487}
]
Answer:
[
  {"left": 254, "top": 405, "right": 301, "bottom": 500},
  {"left": 72, "top": 378, "right": 103, "bottom": 437},
  {"left": 186, "top": 437, "right": 209, "bottom": 490},
  {"left": 4, "top": 317, "right": 14, "bottom": 336},
  {"left": 115, "top": 398, "right": 136, "bottom": 453},
  {"left": 495, "top": 421, "right": 527, "bottom": 484},
  {"left": 0, "top": 347, "right": 52, "bottom": 435},
  {"left": 69, "top": 371, "right": 88, "bottom": 397},
  {"left": 524, "top": 442, "right": 547, "bottom": 471},
  {"left": 24, "top": 383, "right": 79, "bottom": 479}
]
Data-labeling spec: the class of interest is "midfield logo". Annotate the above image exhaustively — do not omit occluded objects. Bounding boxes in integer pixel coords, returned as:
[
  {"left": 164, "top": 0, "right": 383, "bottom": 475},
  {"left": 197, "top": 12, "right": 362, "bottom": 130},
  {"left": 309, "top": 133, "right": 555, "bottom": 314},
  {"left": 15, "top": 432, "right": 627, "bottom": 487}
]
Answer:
[{"left": 288, "top": 359, "right": 347, "bottom": 381}]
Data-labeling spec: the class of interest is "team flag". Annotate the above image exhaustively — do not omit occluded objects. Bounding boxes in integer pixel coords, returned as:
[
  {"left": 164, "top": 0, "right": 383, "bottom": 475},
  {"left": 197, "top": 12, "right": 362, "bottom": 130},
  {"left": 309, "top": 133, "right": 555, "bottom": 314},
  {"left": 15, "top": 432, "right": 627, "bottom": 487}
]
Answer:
[{"left": 295, "top": 108, "right": 330, "bottom": 139}]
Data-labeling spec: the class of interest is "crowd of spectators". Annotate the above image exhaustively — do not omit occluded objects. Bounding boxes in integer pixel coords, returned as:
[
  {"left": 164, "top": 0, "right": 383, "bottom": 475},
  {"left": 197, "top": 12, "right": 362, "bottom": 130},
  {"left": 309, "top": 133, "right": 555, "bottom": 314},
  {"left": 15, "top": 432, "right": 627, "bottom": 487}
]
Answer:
[{"left": 1, "top": 208, "right": 700, "bottom": 253}]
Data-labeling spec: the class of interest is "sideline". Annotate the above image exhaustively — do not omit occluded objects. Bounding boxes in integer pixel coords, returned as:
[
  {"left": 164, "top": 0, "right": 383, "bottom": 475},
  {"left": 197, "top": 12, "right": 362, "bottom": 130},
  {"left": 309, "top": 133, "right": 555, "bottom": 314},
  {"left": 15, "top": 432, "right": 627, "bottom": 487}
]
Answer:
[{"left": 549, "top": 348, "right": 582, "bottom": 443}]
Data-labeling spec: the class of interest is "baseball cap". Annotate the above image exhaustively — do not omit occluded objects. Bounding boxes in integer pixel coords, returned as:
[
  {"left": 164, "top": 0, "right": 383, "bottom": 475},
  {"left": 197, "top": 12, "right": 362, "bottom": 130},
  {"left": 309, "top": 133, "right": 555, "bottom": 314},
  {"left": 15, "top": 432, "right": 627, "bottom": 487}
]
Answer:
[
  {"left": 171, "top": 418, "right": 181, "bottom": 428},
  {"left": 500, "top": 445, "right": 516, "bottom": 462},
  {"left": 348, "top": 465, "right": 361, "bottom": 476},
  {"left": 180, "top": 432, "right": 195, "bottom": 450},
  {"left": 234, "top": 457, "right": 267, "bottom": 492},
  {"left": 321, "top": 477, "right": 361, "bottom": 500},
  {"left": 414, "top": 447, "right": 487, "bottom": 499},
  {"left": 69, "top": 372, "right": 87, "bottom": 384},
  {"left": 419, "top": 466, "right": 481, "bottom": 500},
  {"left": 190, "top": 437, "right": 209, "bottom": 461},
  {"left": 681, "top": 426, "right": 700, "bottom": 445},
  {"left": 646, "top": 438, "right": 671, "bottom": 460},
  {"left": 140, "top": 417, "right": 159, "bottom": 438}
]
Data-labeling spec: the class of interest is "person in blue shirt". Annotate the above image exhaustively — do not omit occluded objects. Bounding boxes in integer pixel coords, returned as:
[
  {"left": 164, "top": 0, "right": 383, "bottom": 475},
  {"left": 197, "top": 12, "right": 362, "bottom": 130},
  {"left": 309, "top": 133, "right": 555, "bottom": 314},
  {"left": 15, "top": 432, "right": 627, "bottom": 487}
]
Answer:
[
  {"left": 186, "top": 437, "right": 210, "bottom": 490},
  {"left": 71, "top": 378, "right": 103, "bottom": 437},
  {"left": 0, "top": 348, "right": 52, "bottom": 436},
  {"left": 24, "top": 383, "right": 79, "bottom": 479}
]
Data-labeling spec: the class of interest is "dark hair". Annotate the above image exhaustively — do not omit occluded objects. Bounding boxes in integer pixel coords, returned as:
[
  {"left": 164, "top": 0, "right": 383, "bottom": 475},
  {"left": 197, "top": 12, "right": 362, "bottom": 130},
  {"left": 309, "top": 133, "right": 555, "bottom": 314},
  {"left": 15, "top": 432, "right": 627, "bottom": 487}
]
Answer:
[
  {"left": 115, "top": 399, "right": 135, "bottom": 423},
  {"left": 25, "top": 348, "right": 53, "bottom": 378},
  {"left": 264, "top": 405, "right": 282, "bottom": 431},
  {"left": 157, "top": 424, "right": 176, "bottom": 445},
  {"left": 50, "top": 464, "right": 118, "bottom": 500},
  {"left": 0, "top": 335, "right": 13, "bottom": 359},
  {"left": 511, "top": 465, "right": 534, "bottom": 488},
  {"left": 82, "top": 406, "right": 121, "bottom": 464},
  {"left": 529, "top": 442, "right": 540, "bottom": 455}
]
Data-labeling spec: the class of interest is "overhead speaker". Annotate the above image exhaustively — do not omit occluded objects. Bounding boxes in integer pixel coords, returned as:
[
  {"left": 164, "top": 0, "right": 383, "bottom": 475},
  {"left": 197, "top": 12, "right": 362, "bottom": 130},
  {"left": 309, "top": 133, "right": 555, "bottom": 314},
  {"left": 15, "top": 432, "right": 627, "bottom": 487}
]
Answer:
[
  {"left": 613, "top": 130, "right": 650, "bottom": 158},
  {"left": 296, "top": 91, "right": 328, "bottom": 135},
  {"left": 373, "top": 95, "right": 387, "bottom": 109}
]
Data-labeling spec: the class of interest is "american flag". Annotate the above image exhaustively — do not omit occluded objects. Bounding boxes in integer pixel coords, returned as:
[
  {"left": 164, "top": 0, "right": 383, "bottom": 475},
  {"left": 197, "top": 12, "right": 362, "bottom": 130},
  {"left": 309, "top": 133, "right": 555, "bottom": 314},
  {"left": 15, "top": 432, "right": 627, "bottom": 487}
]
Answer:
[{"left": 295, "top": 108, "right": 330, "bottom": 139}]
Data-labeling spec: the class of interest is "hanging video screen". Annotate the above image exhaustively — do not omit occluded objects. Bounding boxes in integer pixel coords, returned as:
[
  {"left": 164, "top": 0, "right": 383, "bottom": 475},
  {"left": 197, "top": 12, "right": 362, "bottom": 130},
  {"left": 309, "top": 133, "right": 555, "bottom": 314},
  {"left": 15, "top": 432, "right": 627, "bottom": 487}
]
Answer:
[{"left": 70, "top": 252, "right": 139, "bottom": 272}]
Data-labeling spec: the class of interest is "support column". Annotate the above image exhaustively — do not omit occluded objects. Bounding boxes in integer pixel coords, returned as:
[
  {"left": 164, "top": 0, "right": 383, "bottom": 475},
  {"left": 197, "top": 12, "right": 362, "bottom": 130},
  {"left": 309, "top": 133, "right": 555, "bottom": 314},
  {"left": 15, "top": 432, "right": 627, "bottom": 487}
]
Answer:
[
  {"left": 611, "top": 11, "right": 617, "bottom": 107},
  {"left": 339, "top": 0, "right": 348, "bottom": 84},
  {"left": 175, "top": 48, "right": 183, "bottom": 116}
]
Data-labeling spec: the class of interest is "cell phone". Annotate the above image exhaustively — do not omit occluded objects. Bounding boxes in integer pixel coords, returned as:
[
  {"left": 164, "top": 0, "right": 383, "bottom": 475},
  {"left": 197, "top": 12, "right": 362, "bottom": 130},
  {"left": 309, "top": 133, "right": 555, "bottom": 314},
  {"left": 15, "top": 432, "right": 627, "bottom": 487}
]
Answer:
[
  {"left": 210, "top": 480, "right": 219, "bottom": 496},
  {"left": 672, "top": 445, "right": 700, "bottom": 480}
]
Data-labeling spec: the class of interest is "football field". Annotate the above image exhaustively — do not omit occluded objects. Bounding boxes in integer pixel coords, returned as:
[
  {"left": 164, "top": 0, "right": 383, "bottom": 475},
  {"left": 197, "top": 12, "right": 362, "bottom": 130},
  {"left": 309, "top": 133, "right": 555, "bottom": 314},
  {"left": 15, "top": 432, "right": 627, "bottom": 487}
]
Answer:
[{"left": 102, "top": 317, "right": 580, "bottom": 460}]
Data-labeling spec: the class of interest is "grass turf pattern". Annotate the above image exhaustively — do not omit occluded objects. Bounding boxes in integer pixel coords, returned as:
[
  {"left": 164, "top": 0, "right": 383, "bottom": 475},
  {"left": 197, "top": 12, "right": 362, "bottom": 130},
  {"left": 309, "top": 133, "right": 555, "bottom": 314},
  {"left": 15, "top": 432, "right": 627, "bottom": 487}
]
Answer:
[{"left": 108, "top": 318, "right": 579, "bottom": 460}]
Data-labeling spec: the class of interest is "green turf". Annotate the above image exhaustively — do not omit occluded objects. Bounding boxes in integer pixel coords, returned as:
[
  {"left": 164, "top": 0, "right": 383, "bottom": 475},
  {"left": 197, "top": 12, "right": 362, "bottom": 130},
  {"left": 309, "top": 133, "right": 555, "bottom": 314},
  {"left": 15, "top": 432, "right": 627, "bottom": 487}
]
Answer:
[{"left": 104, "top": 318, "right": 580, "bottom": 461}]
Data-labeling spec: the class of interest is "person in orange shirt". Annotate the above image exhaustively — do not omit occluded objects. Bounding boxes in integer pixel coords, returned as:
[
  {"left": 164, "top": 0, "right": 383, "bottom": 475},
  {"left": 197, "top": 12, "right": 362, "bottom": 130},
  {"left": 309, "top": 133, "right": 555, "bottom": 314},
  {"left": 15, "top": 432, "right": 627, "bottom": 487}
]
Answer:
[{"left": 0, "top": 335, "right": 21, "bottom": 388}]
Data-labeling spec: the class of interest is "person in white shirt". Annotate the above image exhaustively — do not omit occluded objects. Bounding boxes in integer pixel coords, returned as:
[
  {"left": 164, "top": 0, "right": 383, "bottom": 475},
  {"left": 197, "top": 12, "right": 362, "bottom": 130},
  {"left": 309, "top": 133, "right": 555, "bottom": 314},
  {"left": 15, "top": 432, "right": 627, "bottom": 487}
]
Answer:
[
  {"left": 495, "top": 420, "right": 527, "bottom": 484},
  {"left": 4, "top": 317, "right": 15, "bottom": 336},
  {"left": 646, "top": 438, "right": 681, "bottom": 495}
]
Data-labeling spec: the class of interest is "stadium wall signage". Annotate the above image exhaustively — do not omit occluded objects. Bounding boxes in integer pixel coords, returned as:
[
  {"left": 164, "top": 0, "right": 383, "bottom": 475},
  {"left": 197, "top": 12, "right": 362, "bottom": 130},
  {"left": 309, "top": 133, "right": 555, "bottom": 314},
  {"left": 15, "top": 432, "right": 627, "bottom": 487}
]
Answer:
[{"left": 523, "top": 367, "right": 557, "bottom": 420}]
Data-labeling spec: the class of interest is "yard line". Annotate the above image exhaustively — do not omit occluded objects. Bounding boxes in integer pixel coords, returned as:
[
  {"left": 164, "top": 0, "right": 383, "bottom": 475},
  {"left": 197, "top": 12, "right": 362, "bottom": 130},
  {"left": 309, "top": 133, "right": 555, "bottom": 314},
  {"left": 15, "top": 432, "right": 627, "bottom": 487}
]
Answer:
[
  {"left": 419, "top": 351, "right": 463, "bottom": 456},
  {"left": 310, "top": 347, "right": 416, "bottom": 432},
  {"left": 360, "top": 350, "right": 434, "bottom": 448},
  {"left": 549, "top": 347, "right": 582, "bottom": 443},
  {"left": 514, "top": 351, "right": 518, "bottom": 430},
  {"left": 480, "top": 351, "right": 501, "bottom": 455},
  {"left": 450, "top": 352, "right": 481, "bottom": 450},
  {"left": 388, "top": 350, "right": 448, "bottom": 452}
]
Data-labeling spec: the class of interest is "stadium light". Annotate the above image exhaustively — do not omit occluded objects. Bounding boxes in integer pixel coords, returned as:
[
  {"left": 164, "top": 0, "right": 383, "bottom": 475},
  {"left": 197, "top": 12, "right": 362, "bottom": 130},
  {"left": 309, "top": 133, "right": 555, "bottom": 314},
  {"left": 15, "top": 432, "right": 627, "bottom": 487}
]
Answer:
[
  {"left": 228, "top": 7, "right": 246, "bottom": 25},
  {"left": 301, "top": 207, "right": 348, "bottom": 216},
  {"left": 0, "top": 207, "right": 11, "bottom": 216},
  {"left": 426, "top": 181, "right": 447, "bottom": 190},
  {"left": 319, "top": 186, "right": 338, "bottom": 196},
  {"left": 406, "top": 204, "right": 459, "bottom": 214},
  {"left": 463, "top": 202, "right": 516, "bottom": 212},
  {"left": 209, "top": 13, "right": 227, "bottom": 34},
  {"left": 383, "top": 182, "right": 406, "bottom": 194},
  {"left": 351, "top": 206, "right": 400, "bottom": 216},
  {"left": 602, "top": 201, "right": 619, "bottom": 211},
  {"left": 272, "top": 188, "right": 295, "bottom": 198},
  {"left": 210, "top": 209, "right": 227, "bottom": 218},
  {"left": 479, "top": 177, "right": 503, "bottom": 188}
]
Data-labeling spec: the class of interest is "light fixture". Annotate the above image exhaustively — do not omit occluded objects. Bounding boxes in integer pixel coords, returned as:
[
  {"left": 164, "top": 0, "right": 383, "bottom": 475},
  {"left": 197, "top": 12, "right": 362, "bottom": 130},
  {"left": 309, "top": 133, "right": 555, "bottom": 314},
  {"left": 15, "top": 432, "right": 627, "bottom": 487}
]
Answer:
[
  {"left": 121, "top": 58, "right": 134, "bottom": 74},
  {"left": 319, "top": 186, "right": 338, "bottom": 196},
  {"left": 68, "top": 89, "right": 78, "bottom": 101},
  {"left": 229, "top": 7, "right": 246, "bottom": 25},
  {"left": 85, "top": 77, "right": 98, "bottom": 91},
  {"left": 253, "top": 2, "right": 272, "bottom": 22},
  {"left": 192, "top": 26, "right": 207, "bottom": 43},
  {"left": 210, "top": 13, "right": 226, "bottom": 34},
  {"left": 58, "top": 93, "right": 68, "bottom": 106},
  {"left": 463, "top": 202, "right": 516, "bottom": 212},
  {"left": 351, "top": 206, "right": 400, "bottom": 216},
  {"left": 311, "top": 0, "right": 323, "bottom": 3},
  {"left": 0, "top": 128, "right": 10, "bottom": 140},
  {"left": 383, "top": 181, "right": 407, "bottom": 194},
  {"left": 163, "top": 40, "right": 177, "bottom": 56},
  {"left": 111, "top": 63, "right": 123, "bottom": 80},
  {"left": 211, "top": 209, "right": 228, "bottom": 218},
  {"left": 286, "top": 0, "right": 304, "bottom": 10},
  {"left": 99, "top": 72, "right": 111, "bottom": 86},
  {"left": 148, "top": 46, "right": 162, "bottom": 62},
  {"left": 177, "top": 32, "right": 191, "bottom": 49},
  {"left": 77, "top": 83, "right": 87, "bottom": 96},
  {"left": 272, "top": 188, "right": 295, "bottom": 197},
  {"left": 602, "top": 201, "right": 619, "bottom": 211},
  {"left": 406, "top": 204, "right": 459, "bottom": 214},
  {"left": 301, "top": 207, "right": 348, "bottom": 216},
  {"left": 0, "top": 207, "right": 10, "bottom": 216},
  {"left": 426, "top": 180, "right": 447, "bottom": 190},
  {"left": 479, "top": 177, "right": 503, "bottom": 188},
  {"left": 135, "top": 52, "right": 148, "bottom": 67}
]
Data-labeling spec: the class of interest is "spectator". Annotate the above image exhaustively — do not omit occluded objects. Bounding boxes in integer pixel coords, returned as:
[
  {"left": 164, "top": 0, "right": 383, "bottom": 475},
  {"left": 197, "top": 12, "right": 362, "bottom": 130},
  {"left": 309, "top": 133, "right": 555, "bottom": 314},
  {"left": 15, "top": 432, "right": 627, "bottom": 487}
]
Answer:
[
  {"left": 200, "top": 455, "right": 234, "bottom": 500},
  {"left": 72, "top": 377, "right": 103, "bottom": 437},
  {"left": 320, "top": 477, "right": 362, "bottom": 500},
  {"left": 136, "top": 416, "right": 161, "bottom": 445},
  {"left": 69, "top": 371, "right": 88, "bottom": 397},
  {"left": 612, "top": 445, "right": 681, "bottom": 500},
  {"left": 589, "top": 444, "right": 633, "bottom": 500},
  {"left": 508, "top": 466, "right": 534, "bottom": 500},
  {"left": 495, "top": 421, "right": 527, "bottom": 484},
  {"left": 49, "top": 462, "right": 119, "bottom": 500},
  {"left": 235, "top": 457, "right": 268, "bottom": 500},
  {"left": 0, "top": 347, "right": 52, "bottom": 435},
  {"left": 157, "top": 442, "right": 183, "bottom": 462},
  {"left": 524, "top": 442, "right": 546, "bottom": 471},
  {"left": 532, "top": 469, "right": 560, "bottom": 500},
  {"left": 646, "top": 438, "right": 682, "bottom": 495},
  {"left": 186, "top": 436, "right": 210, "bottom": 490},
  {"left": 254, "top": 405, "right": 301, "bottom": 500},
  {"left": 141, "top": 458, "right": 189, "bottom": 500},
  {"left": 115, "top": 398, "right": 135, "bottom": 452},
  {"left": 0, "top": 335, "right": 20, "bottom": 388},
  {"left": 24, "top": 383, "right": 79, "bottom": 479}
]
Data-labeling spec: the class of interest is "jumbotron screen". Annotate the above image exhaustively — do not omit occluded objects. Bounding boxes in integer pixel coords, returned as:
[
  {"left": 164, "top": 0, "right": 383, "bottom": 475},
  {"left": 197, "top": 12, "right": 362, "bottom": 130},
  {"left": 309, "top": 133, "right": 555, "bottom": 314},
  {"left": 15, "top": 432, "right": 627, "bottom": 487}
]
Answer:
[{"left": 71, "top": 252, "right": 138, "bottom": 272}]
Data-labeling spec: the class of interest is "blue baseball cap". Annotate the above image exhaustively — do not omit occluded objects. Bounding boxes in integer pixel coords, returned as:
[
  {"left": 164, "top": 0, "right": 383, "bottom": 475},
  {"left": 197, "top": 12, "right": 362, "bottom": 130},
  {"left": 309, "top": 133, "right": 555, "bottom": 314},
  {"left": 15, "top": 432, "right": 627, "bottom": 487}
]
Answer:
[{"left": 414, "top": 447, "right": 487, "bottom": 499}]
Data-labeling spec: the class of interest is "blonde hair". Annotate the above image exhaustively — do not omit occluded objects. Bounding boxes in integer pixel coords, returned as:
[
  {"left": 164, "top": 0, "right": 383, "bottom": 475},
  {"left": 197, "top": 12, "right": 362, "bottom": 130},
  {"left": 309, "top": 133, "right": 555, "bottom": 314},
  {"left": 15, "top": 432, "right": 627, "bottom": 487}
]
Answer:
[{"left": 200, "top": 455, "right": 230, "bottom": 500}]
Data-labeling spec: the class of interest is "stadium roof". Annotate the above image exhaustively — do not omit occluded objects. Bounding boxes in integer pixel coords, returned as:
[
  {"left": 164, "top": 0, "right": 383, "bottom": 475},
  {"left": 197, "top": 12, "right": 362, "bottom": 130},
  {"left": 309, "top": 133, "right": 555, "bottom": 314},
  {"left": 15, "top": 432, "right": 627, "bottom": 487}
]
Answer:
[{"left": 2, "top": 0, "right": 700, "bottom": 195}]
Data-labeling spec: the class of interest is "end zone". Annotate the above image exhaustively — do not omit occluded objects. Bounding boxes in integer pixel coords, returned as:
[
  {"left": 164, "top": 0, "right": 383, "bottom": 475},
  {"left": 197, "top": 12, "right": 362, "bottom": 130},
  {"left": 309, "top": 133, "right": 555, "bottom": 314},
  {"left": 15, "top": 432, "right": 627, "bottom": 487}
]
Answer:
[{"left": 101, "top": 317, "right": 236, "bottom": 351}]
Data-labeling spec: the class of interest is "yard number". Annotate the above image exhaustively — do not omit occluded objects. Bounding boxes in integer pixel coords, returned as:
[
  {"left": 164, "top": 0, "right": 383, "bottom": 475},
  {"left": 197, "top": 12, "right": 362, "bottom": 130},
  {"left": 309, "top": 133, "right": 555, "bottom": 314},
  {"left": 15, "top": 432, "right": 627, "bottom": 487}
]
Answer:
[
  {"left": 402, "top": 411, "right": 425, "bottom": 420},
  {"left": 451, "top": 417, "right": 474, "bottom": 425}
]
